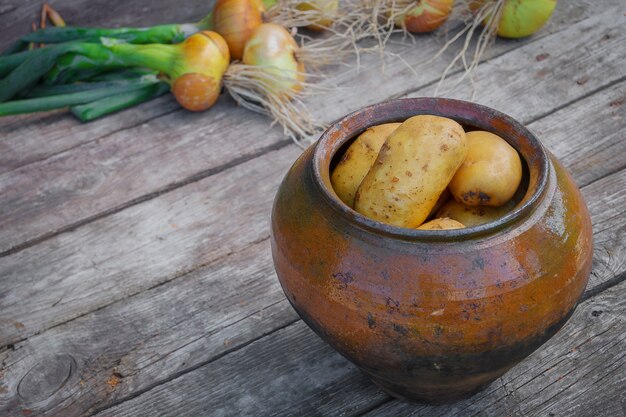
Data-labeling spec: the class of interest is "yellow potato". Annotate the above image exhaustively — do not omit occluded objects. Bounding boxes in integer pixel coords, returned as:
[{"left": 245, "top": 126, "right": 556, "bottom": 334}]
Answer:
[
  {"left": 426, "top": 188, "right": 451, "bottom": 221},
  {"left": 331, "top": 123, "right": 401, "bottom": 207},
  {"left": 354, "top": 115, "right": 467, "bottom": 228},
  {"left": 417, "top": 217, "right": 465, "bottom": 230},
  {"left": 449, "top": 130, "right": 522, "bottom": 207},
  {"left": 436, "top": 199, "right": 516, "bottom": 227}
]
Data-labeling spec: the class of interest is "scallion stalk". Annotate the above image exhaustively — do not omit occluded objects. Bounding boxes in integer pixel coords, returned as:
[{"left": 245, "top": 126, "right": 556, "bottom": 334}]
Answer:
[
  {"left": 70, "top": 81, "right": 170, "bottom": 121},
  {"left": 0, "top": 79, "right": 157, "bottom": 116},
  {"left": 22, "top": 76, "right": 159, "bottom": 98}
]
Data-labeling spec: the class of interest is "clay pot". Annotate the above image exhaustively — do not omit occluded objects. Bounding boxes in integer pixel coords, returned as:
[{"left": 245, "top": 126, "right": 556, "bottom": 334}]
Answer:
[{"left": 270, "top": 98, "right": 593, "bottom": 403}]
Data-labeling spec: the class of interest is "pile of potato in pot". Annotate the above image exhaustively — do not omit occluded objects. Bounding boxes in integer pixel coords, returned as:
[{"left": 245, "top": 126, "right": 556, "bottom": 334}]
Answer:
[{"left": 330, "top": 115, "right": 523, "bottom": 230}]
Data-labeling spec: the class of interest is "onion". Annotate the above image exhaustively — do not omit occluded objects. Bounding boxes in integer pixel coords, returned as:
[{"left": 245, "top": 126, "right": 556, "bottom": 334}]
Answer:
[
  {"left": 241, "top": 23, "right": 305, "bottom": 96},
  {"left": 213, "top": 0, "right": 264, "bottom": 60},
  {"left": 224, "top": 23, "right": 339, "bottom": 143},
  {"left": 0, "top": 31, "right": 230, "bottom": 111},
  {"left": 395, "top": 0, "right": 454, "bottom": 33},
  {"left": 170, "top": 31, "right": 230, "bottom": 111},
  {"left": 496, "top": 0, "right": 556, "bottom": 38},
  {"left": 295, "top": 0, "right": 340, "bottom": 31},
  {"left": 472, "top": 0, "right": 557, "bottom": 38}
]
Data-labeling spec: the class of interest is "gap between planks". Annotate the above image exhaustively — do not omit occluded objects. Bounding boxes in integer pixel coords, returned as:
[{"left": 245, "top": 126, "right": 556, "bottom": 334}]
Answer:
[
  {"left": 0, "top": 105, "right": 182, "bottom": 177},
  {"left": 86, "top": 316, "right": 300, "bottom": 417},
  {"left": 0, "top": 139, "right": 290, "bottom": 259}
]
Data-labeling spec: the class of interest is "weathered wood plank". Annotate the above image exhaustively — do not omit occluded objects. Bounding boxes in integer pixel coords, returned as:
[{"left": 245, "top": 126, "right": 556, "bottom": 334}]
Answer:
[
  {"left": 0, "top": 99, "right": 288, "bottom": 256},
  {"left": 528, "top": 80, "right": 626, "bottom": 189},
  {"left": 1, "top": 3, "right": 622, "bottom": 256},
  {"left": 91, "top": 279, "right": 626, "bottom": 417},
  {"left": 404, "top": 9, "right": 626, "bottom": 120},
  {"left": 0, "top": 163, "right": 623, "bottom": 416},
  {"left": 583, "top": 170, "right": 626, "bottom": 292},
  {"left": 0, "top": 96, "right": 181, "bottom": 175},
  {"left": 0, "top": 240, "right": 300, "bottom": 416},
  {"left": 0, "top": 2, "right": 622, "bottom": 416},
  {"left": 0, "top": 144, "right": 300, "bottom": 347}
]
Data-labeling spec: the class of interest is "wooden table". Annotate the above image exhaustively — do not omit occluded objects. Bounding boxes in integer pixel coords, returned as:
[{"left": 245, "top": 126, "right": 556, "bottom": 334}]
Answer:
[{"left": 0, "top": 1, "right": 624, "bottom": 416}]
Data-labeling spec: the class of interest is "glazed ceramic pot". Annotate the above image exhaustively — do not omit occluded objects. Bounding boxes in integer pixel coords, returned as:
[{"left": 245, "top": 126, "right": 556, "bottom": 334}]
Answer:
[{"left": 270, "top": 98, "right": 593, "bottom": 403}]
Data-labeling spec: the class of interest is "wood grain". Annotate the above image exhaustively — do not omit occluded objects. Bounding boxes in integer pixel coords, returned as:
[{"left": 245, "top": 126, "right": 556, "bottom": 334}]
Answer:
[
  {"left": 0, "top": 164, "right": 623, "bottom": 417},
  {"left": 0, "top": 240, "right": 300, "bottom": 416},
  {"left": 1, "top": 3, "right": 623, "bottom": 257},
  {"left": 0, "top": 2, "right": 624, "bottom": 416},
  {"left": 529, "top": 80, "right": 626, "bottom": 188},
  {"left": 0, "top": 96, "right": 181, "bottom": 175},
  {"left": 0, "top": 144, "right": 301, "bottom": 347},
  {"left": 404, "top": 8, "right": 626, "bottom": 121},
  {"left": 91, "top": 279, "right": 626, "bottom": 417}
]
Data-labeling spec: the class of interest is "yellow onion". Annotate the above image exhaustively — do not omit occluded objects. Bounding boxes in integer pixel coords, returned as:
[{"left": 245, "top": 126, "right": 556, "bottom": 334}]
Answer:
[
  {"left": 474, "top": 0, "right": 557, "bottom": 39},
  {"left": 171, "top": 31, "right": 230, "bottom": 111},
  {"left": 242, "top": 23, "right": 305, "bottom": 96},
  {"left": 213, "top": 0, "right": 264, "bottom": 60},
  {"left": 295, "top": 0, "right": 339, "bottom": 31},
  {"left": 395, "top": 0, "right": 454, "bottom": 33}
]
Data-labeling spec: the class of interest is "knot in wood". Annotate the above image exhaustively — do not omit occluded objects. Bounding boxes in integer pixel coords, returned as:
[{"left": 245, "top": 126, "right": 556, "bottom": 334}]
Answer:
[{"left": 17, "top": 354, "right": 76, "bottom": 404}]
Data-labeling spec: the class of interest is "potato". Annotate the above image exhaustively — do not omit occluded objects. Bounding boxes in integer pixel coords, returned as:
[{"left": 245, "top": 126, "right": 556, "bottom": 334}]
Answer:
[
  {"left": 449, "top": 130, "right": 522, "bottom": 207},
  {"left": 426, "top": 188, "right": 451, "bottom": 221},
  {"left": 354, "top": 115, "right": 467, "bottom": 228},
  {"left": 417, "top": 217, "right": 465, "bottom": 230},
  {"left": 331, "top": 123, "right": 401, "bottom": 207},
  {"left": 436, "top": 199, "right": 515, "bottom": 227}
]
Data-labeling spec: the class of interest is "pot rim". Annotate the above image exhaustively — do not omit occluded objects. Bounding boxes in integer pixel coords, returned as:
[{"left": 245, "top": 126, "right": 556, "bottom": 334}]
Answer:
[{"left": 311, "top": 98, "right": 550, "bottom": 241}]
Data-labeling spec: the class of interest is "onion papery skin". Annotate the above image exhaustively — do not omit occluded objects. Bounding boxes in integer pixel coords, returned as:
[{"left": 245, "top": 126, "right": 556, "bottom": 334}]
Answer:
[
  {"left": 172, "top": 73, "right": 220, "bottom": 111},
  {"left": 242, "top": 23, "right": 305, "bottom": 96},
  {"left": 397, "top": 0, "right": 454, "bottom": 33},
  {"left": 173, "top": 31, "right": 230, "bottom": 79},
  {"left": 213, "top": 0, "right": 264, "bottom": 60},
  {"left": 296, "top": 0, "right": 339, "bottom": 31},
  {"left": 172, "top": 31, "right": 230, "bottom": 111}
]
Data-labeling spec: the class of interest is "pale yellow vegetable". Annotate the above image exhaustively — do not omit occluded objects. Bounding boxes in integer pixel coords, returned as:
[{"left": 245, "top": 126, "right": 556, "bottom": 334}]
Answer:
[
  {"left": 449, "top": 130, "right": 522, "bottom": 207},
  {"left": 417, "top": 217, "right": 465, "bottom": 230},
  {"left": 354, "top": 115, "right": 467, "bottom": 228},
  {"left": 436, "top": 199, "right": 516, "bottom": 227},
  {"left": 427, "top": 188, "right": 451, "bottom": 220},
  {"left": 331, "top": 123, "right": 401, "bottom": 207},
  {"left": 296, "top": 0, "right": 339, "bottom": 30}
]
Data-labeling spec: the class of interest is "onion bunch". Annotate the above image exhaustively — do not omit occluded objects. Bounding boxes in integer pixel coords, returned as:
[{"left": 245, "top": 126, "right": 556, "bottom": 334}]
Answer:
[
  {"left": 224, "top": 23, "right": 352, "bottom": 143},
  {"left": 0, "top": 31, "right": 230, "bottom": 115}
]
